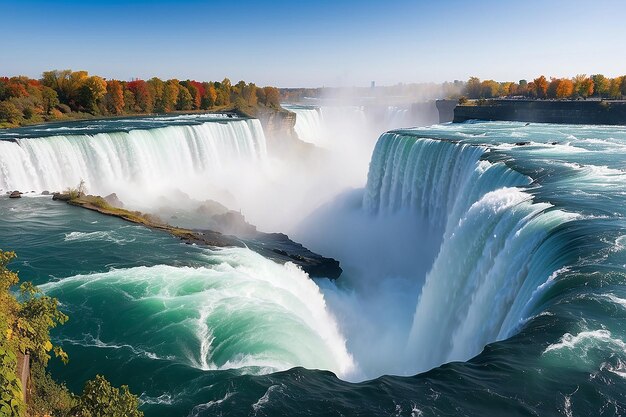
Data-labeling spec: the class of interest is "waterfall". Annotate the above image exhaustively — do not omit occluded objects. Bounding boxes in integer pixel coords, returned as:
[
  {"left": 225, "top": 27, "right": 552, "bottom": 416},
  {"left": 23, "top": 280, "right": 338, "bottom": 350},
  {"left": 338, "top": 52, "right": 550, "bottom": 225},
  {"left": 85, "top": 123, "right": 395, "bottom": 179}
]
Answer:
[
  {"left": 0, "top": 118, "right": 267, "bottom": 197},
  {"left": 362, "top": 132, "right": 577, "bottom": 373},
  {"left": 285, "top": 106, "right": 324, "bottom": 145}
]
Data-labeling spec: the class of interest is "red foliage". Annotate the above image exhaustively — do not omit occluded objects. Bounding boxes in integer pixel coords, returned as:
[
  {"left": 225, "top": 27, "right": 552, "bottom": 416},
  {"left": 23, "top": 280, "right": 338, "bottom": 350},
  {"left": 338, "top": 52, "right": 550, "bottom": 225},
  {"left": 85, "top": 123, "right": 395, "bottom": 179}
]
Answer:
[{"left": 190, "top": 81, "right": 205, "bottom": 98}]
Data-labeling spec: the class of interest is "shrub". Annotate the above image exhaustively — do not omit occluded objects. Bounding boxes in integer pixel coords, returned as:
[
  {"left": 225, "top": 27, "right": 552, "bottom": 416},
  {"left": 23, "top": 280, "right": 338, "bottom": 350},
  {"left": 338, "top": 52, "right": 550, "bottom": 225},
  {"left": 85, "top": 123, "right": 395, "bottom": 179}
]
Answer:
[{"left": 70, "top": 375, "right": 143, "bottom": 417}]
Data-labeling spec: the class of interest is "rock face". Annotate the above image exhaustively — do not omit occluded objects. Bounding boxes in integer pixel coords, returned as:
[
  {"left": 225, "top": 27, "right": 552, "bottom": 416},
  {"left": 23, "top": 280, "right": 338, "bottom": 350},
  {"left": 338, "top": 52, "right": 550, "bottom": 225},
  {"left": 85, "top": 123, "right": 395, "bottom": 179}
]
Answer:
[
  {"left": 436, "top": 99, "right": 458, "bottom": 123},
  {"left": 255, "top": 107, "right": 298, "bottom": 145},
  {"left": 182, "top": 229, "right": 343, "bottom": 279},
  {"left": 453, "top": 100, "right": 626, "bottom": 125},
  {"left": 9, "top": 191, "right": 21, "bottom": 198},
  {"left": 52, "top": 192, "right": 72, "bottom": 201}
]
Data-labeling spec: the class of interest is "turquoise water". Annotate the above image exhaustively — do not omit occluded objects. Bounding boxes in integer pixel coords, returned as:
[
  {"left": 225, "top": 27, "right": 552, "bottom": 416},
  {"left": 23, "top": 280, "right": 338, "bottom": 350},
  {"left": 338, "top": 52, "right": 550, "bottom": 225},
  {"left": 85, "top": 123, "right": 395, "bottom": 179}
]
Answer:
[{"left": 1, "top": 120, "right": 626, "bottom": 416}]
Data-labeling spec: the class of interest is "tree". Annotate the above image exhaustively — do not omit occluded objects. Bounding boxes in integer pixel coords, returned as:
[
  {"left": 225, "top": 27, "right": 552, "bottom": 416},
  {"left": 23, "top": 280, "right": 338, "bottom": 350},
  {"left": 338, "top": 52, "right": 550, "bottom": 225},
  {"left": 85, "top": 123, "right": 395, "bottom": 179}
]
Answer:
[
  {"left": 572, "top": 74, "right": 593, "bottom": 98},
  {"left": 518, "top": 79, "right": 528, "bottom": 96},
  {"left": 41, "top": 87, "right": 59, "bottom": 115},
  {"left": 148, "top": 78, "right": 165, "bottom": 112},
  {"left": 104, "top": 80, "right": 124, "bottom": 115},
  {"left": 77, "top": 76, "right": 107, "bottom": 113},
  {"left": 126, "top": 80, "right": 153, "bottom": 113},
  {"left": 262, "top": 87, "right": 280, "bottom": 107},
  {"left": 243, "top": 83, "right": 258, "bottom": 106},
  {"left": 183, "top": 81, "right": 202, "bottom": 110},
  {"left": 591, "top": 74, "right": 609, "bottom": 98},
  {"left": 205, "top": 83, "right": 217, "bottom": 108},
  {"left": 608, "top": 76, "right": 623, "bottom": 99},
  {"left": 547, "top": 78, "right": 559, "bottom": 99},
  {"left": 556, "top": 78, "right": 574, "bottom": 98},
  {"left": 176, "top": 85, "right": 193, "bottom": 110},
  {"left": 533, "top": 76, "right": 548, "bottom": 99},
  {"left": 70, "top": 375, "right": 143, "bottom": 417},
  {"left": 161, "top": 80, "right": 179, "bottom": 112},
  {"left": 464, "top": 76, "right": 482, "bottom": 99},
  {"left": 0, "top": 101, "right": 22, "bottom": 124},
  {"left": 480, "top": 80, "right": 500, "bottom": 98}
]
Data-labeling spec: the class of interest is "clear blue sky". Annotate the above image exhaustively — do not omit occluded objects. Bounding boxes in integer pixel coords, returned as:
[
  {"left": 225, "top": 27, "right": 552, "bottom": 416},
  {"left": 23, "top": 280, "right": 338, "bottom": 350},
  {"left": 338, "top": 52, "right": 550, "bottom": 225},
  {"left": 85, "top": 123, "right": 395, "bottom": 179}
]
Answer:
[{"left": 3, "top": 0, "right": 626, "bottom": 87}]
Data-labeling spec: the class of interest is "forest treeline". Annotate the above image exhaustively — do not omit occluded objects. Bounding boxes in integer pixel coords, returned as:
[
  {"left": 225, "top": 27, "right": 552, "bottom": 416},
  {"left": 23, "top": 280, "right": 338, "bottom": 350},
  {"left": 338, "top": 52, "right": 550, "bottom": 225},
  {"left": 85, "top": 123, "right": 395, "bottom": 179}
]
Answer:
[
  {"left": 0, "top": 70, "right": 282, "bottom": 128},
  {"left": 461, "top": 74, "right": 626, "bottom": 100}
]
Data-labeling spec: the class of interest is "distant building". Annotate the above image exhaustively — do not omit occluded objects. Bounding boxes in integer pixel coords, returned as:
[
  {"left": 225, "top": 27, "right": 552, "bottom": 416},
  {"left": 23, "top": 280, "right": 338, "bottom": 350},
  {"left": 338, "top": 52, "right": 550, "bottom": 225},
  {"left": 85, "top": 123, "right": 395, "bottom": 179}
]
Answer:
[{"left": 371, "top": 81, "right": 375, "bottom": 89}]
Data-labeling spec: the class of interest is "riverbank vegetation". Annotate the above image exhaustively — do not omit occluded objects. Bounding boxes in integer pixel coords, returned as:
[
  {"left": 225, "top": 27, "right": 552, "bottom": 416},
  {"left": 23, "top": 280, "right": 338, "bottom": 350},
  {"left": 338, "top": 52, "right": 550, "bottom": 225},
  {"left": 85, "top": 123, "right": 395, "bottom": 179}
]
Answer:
[
  {"left": 461, "top": 74, "right": 626, "bottom": 100},
  {"left": 0, "top": 249, "right": 143, "bottom": 417},
  {"left": 0, "top": 70, "right": 282, "bottom": 128}
]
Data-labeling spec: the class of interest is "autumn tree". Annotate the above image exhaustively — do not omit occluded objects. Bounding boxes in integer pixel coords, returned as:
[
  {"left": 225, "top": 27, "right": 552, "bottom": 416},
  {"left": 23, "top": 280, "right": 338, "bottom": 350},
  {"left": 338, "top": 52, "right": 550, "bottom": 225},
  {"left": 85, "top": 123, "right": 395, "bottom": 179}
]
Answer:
[
  {"left": 176, "top": 85, "right": 193, "bottom": 110},
  {"left": 162, "top": 80, "right": 180, "bottom": 112},
  {"left": 516, "top": 80, "right": 527, "bottom": 96},
  {"left": 204, "top": 83, "right": 218, "bottom": 108},
  {"left": 533, "top": 76, "right": 548, "bottom": 99},
  {"left": 0, "top": 101, "right": 22, "bottom": 125},
  {"left": 104, "top": 80, "right": 124, "bottom": 115},
  {"left": 556, "top": 79, "right": 574, "bottom": 98},
  {"left": 572, "top": 74, "right": 593, "bottom": 98},
  {"left": 243, "top": 83, "right": 258, "bottom": 106},
  {"left": 262, "top": 86, "right": 280, "bottom": 107},
  {"left": 126, "top": 80, "right": 153, "bottom": 112},
  {"left": 183, "top": 81, "right": 203, "bottom": 110},
  {"left": 148, "top": 77, "right": 165, "bottom": 112},
  {"left": 77, "top": 76, "right": 107, "bottom": 113}
]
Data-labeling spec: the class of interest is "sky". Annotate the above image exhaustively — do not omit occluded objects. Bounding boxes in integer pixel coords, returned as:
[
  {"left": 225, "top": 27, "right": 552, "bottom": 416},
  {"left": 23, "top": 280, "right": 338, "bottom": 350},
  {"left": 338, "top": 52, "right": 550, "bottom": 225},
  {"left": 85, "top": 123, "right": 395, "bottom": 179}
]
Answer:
[{"left": 2, "top": 0, "right": 626, "bottom": 87}]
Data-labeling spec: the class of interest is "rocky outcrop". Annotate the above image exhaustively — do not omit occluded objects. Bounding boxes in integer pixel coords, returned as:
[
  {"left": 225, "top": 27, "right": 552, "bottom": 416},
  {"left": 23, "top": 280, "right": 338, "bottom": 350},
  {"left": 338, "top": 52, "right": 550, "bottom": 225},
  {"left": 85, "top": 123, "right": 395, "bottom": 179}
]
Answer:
[
  {"left": 436, "top": 99, "right": 458, "bottom": 123},
  {"left": 55, "top": 193, "right": 343, "bottom": 279},
  {"left": 52, "top": 192, "right": 72, "bottom": 201},
  {"left": 255, "top": 107, "right": 298, "bottom": 144},
  {"left": 8, "top": 191, "right": 22, "bottom": 198},
  {"left": 453, "top": 100, "right": 626, "bottom": 125}
]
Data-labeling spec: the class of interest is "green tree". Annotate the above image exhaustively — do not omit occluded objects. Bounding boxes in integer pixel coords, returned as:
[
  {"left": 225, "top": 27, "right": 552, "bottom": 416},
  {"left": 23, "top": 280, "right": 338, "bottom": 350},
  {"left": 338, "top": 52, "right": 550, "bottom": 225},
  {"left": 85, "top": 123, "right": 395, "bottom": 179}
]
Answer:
[
  {"left": 41, "top": 87, "right": 59, "bottom": 115},
  {"left": 0, "top": 102, "right": 22, "bottom": 125},
  {"left": 71, "top": 375, "right": 143, "bottom": 417},
  {"left": 591, "top": 74, "right": 609, "bottom": 98},
  {"left": 464, "top": 76, "right": 482, "bottom": 99}
]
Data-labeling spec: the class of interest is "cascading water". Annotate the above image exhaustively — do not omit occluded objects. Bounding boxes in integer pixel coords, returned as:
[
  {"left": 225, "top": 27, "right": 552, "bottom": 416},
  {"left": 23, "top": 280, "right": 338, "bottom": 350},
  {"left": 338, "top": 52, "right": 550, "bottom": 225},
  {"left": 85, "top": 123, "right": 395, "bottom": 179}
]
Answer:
[
  {"left": 298, "top": 130, "right": 584, "bottom": 377},
  {"left": 282, "top": 105, "right": 324, "bottom": 145},
  {"left": 0, "top": 117, "right": 266, "bottom": 201},
  {"left": 38, "top": 247, "right": 354, "bottom": 377}
]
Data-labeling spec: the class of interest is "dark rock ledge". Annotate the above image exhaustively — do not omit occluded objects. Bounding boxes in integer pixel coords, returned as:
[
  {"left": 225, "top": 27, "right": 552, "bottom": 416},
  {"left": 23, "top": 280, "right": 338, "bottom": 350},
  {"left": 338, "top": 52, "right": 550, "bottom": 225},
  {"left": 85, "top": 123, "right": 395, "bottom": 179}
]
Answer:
[{"left": 51, "top": 192, "right": 342, "bottom": 279}]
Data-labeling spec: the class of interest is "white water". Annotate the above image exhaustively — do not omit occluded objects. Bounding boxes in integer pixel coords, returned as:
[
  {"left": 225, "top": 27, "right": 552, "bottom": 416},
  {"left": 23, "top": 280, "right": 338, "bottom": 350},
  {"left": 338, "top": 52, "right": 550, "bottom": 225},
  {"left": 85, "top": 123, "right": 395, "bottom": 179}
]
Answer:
[
  {"left": 40, "top": 247, "right": 355, "bottom": 378},
  {"left": 297, "top": 131, "right": 577, "bottom": 377},
  {"left": 0, "top": 119, "right": 266, "bottom": 204},
  {"left": 288, "top": 107, "right": 325, "bottom": 145}
]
